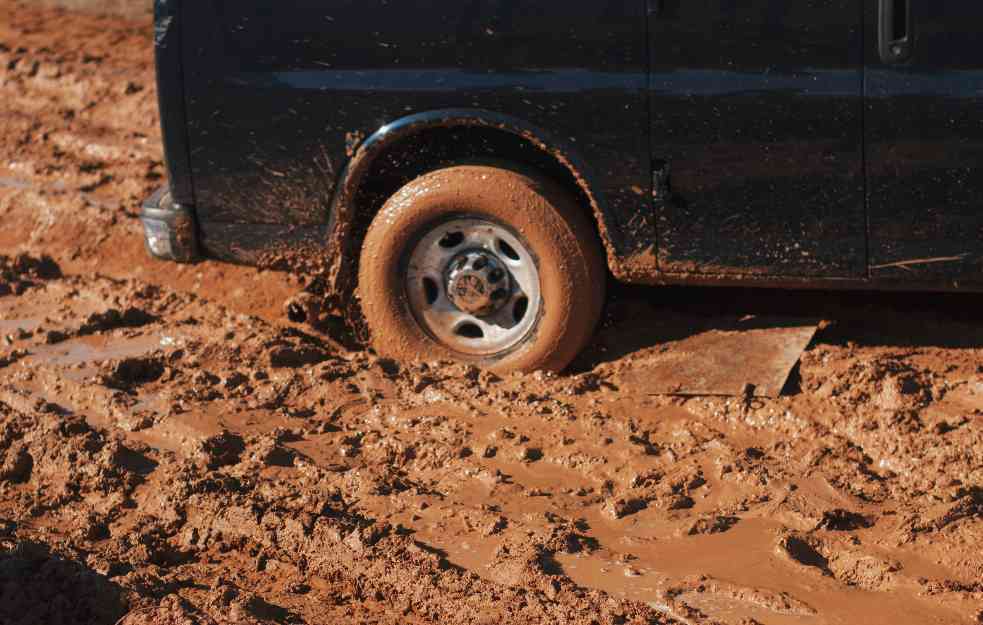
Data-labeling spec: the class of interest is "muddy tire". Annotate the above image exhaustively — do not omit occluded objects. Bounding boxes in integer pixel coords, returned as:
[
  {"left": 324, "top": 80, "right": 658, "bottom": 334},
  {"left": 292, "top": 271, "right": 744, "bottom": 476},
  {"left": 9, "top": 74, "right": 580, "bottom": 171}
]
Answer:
[{"left": 358, "top": 164, "right": 606, "bottom": 373}]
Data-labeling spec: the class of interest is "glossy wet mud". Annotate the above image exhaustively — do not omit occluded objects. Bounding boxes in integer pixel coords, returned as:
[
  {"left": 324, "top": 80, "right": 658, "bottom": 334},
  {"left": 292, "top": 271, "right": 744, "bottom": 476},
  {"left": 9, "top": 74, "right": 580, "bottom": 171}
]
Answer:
[
  {"left": 3, "top": 251, "right": 982, "bottom": 625},
  {"left": 1, "top": 3, "right": 982, "bottom": 624}
]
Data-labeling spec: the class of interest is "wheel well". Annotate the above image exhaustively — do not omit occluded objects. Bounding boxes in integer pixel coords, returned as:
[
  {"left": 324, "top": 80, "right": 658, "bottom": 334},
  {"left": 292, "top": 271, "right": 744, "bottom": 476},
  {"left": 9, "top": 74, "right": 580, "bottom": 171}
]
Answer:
[{"left": 348, "top": 125, "right": 609, "bottom": 264}]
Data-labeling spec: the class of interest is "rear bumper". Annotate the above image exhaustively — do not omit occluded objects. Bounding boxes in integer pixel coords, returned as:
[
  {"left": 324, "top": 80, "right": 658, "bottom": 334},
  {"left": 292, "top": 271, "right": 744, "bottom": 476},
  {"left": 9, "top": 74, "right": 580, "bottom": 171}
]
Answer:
[{"left": 140, "top": 186, "right": 198, "bottom": 263}]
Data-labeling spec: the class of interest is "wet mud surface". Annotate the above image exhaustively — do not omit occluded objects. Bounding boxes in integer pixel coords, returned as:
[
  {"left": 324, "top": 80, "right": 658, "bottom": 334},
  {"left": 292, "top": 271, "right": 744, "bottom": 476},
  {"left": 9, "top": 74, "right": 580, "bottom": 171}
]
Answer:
[{"left": 2, "top": 3, "right": 983, "bottom": 624}]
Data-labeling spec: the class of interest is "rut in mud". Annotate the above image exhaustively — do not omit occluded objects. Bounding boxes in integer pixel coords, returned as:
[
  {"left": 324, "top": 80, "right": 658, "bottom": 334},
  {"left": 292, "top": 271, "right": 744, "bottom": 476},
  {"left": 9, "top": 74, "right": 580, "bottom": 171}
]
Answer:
[{"left": 2, "top": 3, "right": 983, "bottom": 624}]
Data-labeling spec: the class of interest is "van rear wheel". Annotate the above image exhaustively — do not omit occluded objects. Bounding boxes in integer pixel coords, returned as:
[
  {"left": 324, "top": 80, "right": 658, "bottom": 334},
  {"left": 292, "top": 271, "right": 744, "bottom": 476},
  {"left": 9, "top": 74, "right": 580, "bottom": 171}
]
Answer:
[{"left": 358, "top": 164, "right": 605, "bottom": 373}]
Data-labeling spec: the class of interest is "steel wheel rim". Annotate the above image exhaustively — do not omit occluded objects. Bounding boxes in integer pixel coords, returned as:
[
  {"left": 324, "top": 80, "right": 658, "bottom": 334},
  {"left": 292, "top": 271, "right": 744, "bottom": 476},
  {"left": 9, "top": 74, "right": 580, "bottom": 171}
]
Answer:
[{"left": 405, "top": 217, "right": 541, "bottom": 357}]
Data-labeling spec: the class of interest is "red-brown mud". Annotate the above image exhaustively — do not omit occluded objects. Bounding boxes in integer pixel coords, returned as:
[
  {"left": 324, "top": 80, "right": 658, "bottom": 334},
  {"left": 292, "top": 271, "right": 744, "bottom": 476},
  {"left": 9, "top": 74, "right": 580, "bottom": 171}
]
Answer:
[{"left": 1, "top": 3, "right": 982, "bottom": 624}]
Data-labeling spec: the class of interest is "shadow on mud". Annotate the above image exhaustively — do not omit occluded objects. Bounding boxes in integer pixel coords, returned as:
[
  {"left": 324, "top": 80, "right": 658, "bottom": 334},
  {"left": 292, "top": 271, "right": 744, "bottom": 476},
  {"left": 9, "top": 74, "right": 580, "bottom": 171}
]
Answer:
[
  {"left": 575, "top": 283, "right": 983, "bottom": 371},
  {"left": 0, "top": 539, "right": 128, "bottom": 625}
]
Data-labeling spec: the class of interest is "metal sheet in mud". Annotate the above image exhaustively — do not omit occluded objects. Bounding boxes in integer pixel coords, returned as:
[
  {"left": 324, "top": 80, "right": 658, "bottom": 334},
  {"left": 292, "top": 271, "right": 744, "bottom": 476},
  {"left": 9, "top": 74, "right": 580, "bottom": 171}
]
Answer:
[{"left": 617, "top": 316, "right": 818, "bottom": 397}]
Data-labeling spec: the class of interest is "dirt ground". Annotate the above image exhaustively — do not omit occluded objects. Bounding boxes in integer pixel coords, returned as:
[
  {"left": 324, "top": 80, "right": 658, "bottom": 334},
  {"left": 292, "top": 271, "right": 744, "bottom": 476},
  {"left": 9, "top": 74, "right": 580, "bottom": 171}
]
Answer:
[
  {"left": 1, "top": 3, "right": 982, "bottom": 624},
  {"left": 19, "top": 0, "right": 148, "bottom": 19}
]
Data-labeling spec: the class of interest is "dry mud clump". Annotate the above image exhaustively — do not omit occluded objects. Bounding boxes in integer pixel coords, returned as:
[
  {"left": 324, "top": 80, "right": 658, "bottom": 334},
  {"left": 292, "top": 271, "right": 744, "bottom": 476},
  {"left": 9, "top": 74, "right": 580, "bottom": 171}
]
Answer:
[
  {"left": 0, "top": 253, "right": 61, "bottom": 296},
  {"left": 0, "top": 264, "right": 980, "bottom": 625},
  {"left": 1, "top": 2, "right": 983, "bottom": 624}
]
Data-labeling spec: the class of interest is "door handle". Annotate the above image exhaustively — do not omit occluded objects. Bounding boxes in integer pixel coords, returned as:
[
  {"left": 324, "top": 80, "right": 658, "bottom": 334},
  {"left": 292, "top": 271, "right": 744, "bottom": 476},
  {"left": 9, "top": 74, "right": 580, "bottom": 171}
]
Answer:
[{"left": 879, "top": 0, "right": 913, "bottom": 63}]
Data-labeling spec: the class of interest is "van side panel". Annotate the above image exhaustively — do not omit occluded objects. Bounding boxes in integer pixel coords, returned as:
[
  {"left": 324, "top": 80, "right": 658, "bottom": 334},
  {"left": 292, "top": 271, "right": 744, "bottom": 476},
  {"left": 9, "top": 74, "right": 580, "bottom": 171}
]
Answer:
[
  {"left": 178, "top": 1, "right": 651, "bottom": 259},
  {"left": 649, "top": 1, "right": 866, "bottom": 278},
  {"left": 154, "top": 0, "right": 194, "bottom": 207},
  {"left": 865, "top": 1, "right": 983, "bottom": 287}
]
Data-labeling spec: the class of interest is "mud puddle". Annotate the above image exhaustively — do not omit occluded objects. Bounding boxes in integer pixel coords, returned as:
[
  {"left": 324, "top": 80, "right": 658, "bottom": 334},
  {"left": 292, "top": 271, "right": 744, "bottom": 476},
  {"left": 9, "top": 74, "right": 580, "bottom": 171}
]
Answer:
[
  {"left": 0, "top": 317, "right": 41, "bottom": 336},
  {"left": 23, "top": 332, "right": 173, "bottom": 369},
  {"left": 557, "top": 517, "right": 965, "bottom": 625}
]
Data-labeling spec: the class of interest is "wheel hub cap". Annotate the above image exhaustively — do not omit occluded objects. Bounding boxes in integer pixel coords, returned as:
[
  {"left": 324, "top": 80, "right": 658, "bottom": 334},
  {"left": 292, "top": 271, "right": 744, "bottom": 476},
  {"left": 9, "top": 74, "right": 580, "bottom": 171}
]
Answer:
[
  {"left": 445, "top": 250, "right": 511, "bottom": 316},
  {"left": 405, "top": 218, "right": 541, "bottom": 357}
]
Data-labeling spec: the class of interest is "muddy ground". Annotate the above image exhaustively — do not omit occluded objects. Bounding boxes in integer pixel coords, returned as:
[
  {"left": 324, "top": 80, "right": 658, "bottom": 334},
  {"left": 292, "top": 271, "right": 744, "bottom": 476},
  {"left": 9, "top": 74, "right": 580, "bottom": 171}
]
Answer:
[
  {"left": 19, "top": 0, "right": 148, "bottom": 19},
  {"left": 1, "top": 3, "right": 982, "bottom": 624}
]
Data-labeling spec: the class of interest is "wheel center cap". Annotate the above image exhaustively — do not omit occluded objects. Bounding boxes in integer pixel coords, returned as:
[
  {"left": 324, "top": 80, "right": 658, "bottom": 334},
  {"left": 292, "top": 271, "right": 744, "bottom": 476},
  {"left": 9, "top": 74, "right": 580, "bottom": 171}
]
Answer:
[
  {"left": 451, "top": 273, "right": 490, "bottom": 311},
  {"left": 445, "top": 250, "right": 511, "bottom": 316}
]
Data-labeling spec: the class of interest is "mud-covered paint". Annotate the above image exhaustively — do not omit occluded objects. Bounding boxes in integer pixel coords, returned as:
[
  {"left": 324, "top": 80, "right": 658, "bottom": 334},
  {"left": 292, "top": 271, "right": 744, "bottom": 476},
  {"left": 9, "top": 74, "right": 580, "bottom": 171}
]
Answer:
[
  {"left": 173, "top": 1, "right": 649, "bottom": 269},
  {"left": 864, "top": 0, "right": 983, "bottom": 287},
  {"left": 153, "top": 0, "right": 194, "bottom": 207},
  {"left": 648, "top": 0, "right": 866, "bottom": 279},
  {"left": 157, "top": 0, "right": 983, "bottom": 293},
  {"left": 197, "top": 222, "right": 329, "bottom": 274}
]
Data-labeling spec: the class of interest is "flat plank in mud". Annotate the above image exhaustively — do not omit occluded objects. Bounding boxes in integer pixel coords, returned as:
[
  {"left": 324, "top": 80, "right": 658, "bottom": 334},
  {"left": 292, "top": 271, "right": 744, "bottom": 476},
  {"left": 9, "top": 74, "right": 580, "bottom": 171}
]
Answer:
[{"left": 616, "top": 316, "right": 818, "bottom": 397}]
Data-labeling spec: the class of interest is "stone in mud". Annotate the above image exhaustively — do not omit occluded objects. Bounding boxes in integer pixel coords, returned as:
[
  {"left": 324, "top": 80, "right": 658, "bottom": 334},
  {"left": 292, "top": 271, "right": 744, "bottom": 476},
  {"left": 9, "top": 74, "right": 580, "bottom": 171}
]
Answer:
[{"left": 196, "top": 431, "right": 246, "bottom": 470}]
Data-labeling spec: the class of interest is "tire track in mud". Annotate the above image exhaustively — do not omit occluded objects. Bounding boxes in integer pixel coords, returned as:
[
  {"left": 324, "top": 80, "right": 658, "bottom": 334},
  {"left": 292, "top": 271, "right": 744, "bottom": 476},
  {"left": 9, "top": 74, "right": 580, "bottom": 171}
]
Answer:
[{"left": 1, "top": 254, "right": 981, "bottom": 624}]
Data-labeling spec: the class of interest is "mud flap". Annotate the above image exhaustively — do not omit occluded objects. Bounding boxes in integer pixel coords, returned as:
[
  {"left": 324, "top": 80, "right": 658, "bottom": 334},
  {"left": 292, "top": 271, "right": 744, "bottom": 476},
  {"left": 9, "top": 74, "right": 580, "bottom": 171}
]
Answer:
[
  {"left": 140, "top": 186, "right": 198, "bottom": 263},
  {"left": 614, "top": 316, "right": 818, "bottom": 397}
]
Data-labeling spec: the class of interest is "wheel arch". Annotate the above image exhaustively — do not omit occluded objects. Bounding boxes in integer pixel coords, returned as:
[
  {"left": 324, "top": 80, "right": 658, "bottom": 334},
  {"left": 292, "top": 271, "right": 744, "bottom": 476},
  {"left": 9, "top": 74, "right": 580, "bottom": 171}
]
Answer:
[{"left": 323, "top": 109, "right": 622, "bottom": 295}]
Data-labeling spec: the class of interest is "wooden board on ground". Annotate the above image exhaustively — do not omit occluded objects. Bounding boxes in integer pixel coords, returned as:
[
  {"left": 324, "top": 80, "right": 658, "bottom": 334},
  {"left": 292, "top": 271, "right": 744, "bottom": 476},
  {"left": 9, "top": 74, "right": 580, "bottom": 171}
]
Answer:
[{"left": 615, "top": 316, "right": 819, "bottom": 397}]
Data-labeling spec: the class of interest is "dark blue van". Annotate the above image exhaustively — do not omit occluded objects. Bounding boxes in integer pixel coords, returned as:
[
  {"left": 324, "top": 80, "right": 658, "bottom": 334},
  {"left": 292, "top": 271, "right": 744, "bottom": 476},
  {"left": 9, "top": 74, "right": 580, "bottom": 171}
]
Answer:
[{"left": 143, "top": 0, "right": 983, "bottom": 372}]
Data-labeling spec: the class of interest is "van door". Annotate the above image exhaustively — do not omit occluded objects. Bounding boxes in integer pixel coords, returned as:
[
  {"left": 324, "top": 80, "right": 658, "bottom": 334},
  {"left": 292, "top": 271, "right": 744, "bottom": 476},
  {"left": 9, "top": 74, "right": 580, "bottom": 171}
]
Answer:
[
  {"left": 865, "top": 1, "right": 983, "bottom": 285},
  {"left": 178, "top": 0, "right": 649, "bottom": 257},
  {"left": 648, "top": 1, "right": 866, "bottom": 278}
]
